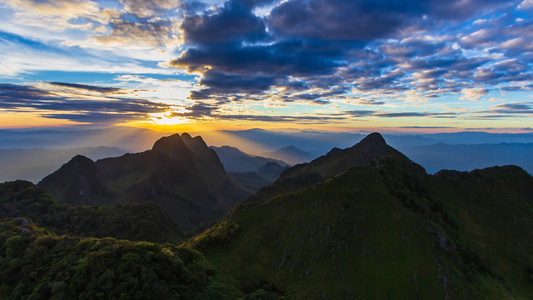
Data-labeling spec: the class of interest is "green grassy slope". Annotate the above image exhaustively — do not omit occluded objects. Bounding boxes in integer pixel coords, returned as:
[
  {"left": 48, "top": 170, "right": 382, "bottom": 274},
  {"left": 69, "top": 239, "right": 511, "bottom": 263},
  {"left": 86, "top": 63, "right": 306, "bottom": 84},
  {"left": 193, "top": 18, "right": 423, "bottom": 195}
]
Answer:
[
  {"left": 190, "top": 157, "right": 533, "bottom": 299},
  {"left": 428, "top": 166, "right": 533, "bottom": 298},
  {"left": 255, "top": 132, "right": 406, "bottom": 202}
]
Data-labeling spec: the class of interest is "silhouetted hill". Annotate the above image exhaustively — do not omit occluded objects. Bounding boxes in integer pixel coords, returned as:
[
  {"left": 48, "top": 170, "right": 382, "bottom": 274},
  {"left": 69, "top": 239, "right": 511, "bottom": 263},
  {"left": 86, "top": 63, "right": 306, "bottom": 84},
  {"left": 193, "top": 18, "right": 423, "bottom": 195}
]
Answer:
[
  {"left": 0, "top": 180, "right": 183, "bottom": 243},
  {"left": 211, "top": 145, "right": 288, "bottom": 172},
  {"left": 190, "top": 134, "right": 533, "bottom": 298},
  {"left": 38, "top": 133, "right": 250, "bottom": 235}
]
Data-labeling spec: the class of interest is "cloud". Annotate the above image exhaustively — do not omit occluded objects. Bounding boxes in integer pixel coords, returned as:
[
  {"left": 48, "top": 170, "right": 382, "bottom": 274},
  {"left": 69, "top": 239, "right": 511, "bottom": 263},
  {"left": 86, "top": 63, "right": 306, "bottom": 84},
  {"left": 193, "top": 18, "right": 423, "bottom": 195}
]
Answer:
[
  {"left": 180, "top": 0, "right": 267, "bottom": 45},
  {"left": 374, "top": 112, "right": 458, "bottom": 118},
  {"left": 490, "top": 102, "right": 533, "bottom": 113},
  {"left": 94, "top": 17, "right": 177, "bottom": 47},
  {"left": 342, "top": 110, "right": 459, "bottom": 119},
  {"left": 356, "top": 99, "right": 386, "bottom": 105},
  {"left": 500, "top": 37, "right": 533, "bottom": 50},
  {"left": 518, "top": 0, "right": 533, "bottom": 10},
  {"left": 47, "top": 82, "right": 125, "bottom": 94},
  {"left": 119, "top": 0, "right": 181, "bottom": 18},
  {"left": 0, "top": 32, "right": 175, "bottom": 76},
  {"left": 4, "top": 0, "right": 100, "bottom": 17},
  {"left": 208, "top": 114, "right": 345, "bottom": 124},
  {"left": 3, "top": 0, "right": 533, "bottom": 129},
  {"left": 344, "top": 110, "right": 376, "bottom": 117},
  {"left": 461, "top": 88, "right": 488, "bottom": 101},
  {"left": 0, "top": 83, "right": 170, "bottom": 124}
]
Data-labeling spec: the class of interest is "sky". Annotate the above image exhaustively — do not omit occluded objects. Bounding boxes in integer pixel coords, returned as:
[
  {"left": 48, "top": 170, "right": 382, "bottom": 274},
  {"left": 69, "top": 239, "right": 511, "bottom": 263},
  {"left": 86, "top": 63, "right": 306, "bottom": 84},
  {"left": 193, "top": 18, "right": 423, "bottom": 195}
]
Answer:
[{"left": 1, "top": 0, "right": 533, "bottom": 133}]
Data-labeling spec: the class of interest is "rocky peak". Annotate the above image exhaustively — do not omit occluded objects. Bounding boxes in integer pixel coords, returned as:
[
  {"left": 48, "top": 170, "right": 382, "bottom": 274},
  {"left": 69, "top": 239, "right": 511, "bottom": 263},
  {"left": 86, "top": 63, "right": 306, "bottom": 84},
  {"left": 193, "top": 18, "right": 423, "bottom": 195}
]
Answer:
[
  {"left": 151, "top": 134, "right": 189, "bottom": 158},
  {"left": 357, "top": 132, "right": 387, "bottom": 148}
]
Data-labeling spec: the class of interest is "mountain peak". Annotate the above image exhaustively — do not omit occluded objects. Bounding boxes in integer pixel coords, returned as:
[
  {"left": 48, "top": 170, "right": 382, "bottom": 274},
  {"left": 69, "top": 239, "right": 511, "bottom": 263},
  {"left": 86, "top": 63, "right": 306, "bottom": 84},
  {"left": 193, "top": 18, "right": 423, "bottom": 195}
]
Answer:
[
  {"left": 151, "top": 133, "right": 188, "bottom": 156},
  {"left": 181, "top": 132, "right": 192, "bottom": 140},
  {"left": 358, "top": 132, "right": 387, "bottom": 147}
]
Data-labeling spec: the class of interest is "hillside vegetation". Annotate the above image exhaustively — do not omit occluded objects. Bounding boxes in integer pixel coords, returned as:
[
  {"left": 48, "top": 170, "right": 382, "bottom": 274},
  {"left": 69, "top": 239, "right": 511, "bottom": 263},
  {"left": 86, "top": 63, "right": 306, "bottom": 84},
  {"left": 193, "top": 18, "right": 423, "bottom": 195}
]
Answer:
[
  {"left": 0, "top": 218, "right": 237, "bottom": 299},
  {"left": 190, "top": 135, "right": 533, "bottom": 299},
  {"left": 0, "top": 180, "right": 183, "bottom": 244}
]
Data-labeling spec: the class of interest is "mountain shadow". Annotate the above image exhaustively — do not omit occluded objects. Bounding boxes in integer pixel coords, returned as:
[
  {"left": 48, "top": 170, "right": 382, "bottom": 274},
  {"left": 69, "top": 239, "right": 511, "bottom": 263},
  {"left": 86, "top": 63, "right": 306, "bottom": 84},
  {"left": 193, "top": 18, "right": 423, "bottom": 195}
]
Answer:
[{"left": 38, "top": 133, "right": 250, "bottom": 235}]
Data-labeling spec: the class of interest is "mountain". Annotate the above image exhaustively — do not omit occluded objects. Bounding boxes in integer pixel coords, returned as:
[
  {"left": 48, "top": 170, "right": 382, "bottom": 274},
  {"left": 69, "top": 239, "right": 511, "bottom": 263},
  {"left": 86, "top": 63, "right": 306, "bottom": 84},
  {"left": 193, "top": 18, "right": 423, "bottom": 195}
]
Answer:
[
  {"left": 255, "top": 132, "right": 407, "bottom": 202},
  {"left": 399, "top": 142, "right": 533, "bottom": 174},
  {"left": 190, "top": 133, "right": 533, "bottom": 298},
  {"left": 263, "top": 145, "right": 315, "bottom": 165},
  {"left": 211, "top": 145, "right": 288, "bottom": 172},
  {"left": 2, "top": 131, "right": 533, "bottom": 298},
  {"left": 0, "top": 146, "right": 126, "bottom": 183},
  {"left": 38, "top": 133, "right": 250, "bottom": 235},
  {"left": 0, "top": 180, "right": 183, "bottom": 243}
]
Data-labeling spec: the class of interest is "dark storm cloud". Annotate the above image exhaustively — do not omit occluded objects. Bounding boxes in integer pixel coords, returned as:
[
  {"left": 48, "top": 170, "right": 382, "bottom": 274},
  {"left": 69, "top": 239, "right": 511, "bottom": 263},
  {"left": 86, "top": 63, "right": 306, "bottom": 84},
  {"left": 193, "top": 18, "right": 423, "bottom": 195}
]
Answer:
[
  {"left": 268, "top": 0, "right": 512, "bottom": 41},
  {"left": 180, "top": 0, "right": 267, "bottom": 45},
  {"left": 199, "top": 71, "right": 279, "bottom": 91},
  {"left": 171, "top": 41, "right": 342, "bottom": 76},
  {"left": 268, "top": 0, "right": 422, "bottom": 41},
  {"left": 0, "top": 83, "right": 169, "bottom": 123},
  {"left": 170, "top": 0, "right": 528, "bottom": 102}
]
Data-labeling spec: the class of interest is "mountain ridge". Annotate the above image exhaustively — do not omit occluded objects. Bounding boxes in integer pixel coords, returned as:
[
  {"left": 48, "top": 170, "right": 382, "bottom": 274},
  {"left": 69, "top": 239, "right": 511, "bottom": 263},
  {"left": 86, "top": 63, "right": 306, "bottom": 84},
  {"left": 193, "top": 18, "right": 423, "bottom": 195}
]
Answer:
[
  {"left": 189, "top": 135, "right": 533, "bottom": 298},
  {"left": 38, "top": 133, "right": 250, "bottom": 235}
]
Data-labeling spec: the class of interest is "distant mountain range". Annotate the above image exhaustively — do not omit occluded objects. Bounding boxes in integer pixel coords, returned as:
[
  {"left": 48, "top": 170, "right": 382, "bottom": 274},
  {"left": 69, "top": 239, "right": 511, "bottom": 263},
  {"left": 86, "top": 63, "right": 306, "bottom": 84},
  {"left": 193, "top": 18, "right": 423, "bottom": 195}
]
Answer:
[
  {"left": 38, "top": 133, "right": 249, "bottom": 235},
  {"left": 1, "top": 127, "right": 533, "bottom": 181},
  {"left": 211, "top": 145, "right": 288, "bottom": 172},
  {"left": 263, "top": 145, "right": 315, "bottom": 165},
  {"left": 400, "top": 143, "right": 533, "bottom": 174},
  {"left": 0, "top": 131, "right": 532, "bottom": 298},
  {"left": 211, "top": 145, "right": 290, "bottom": 192}
]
